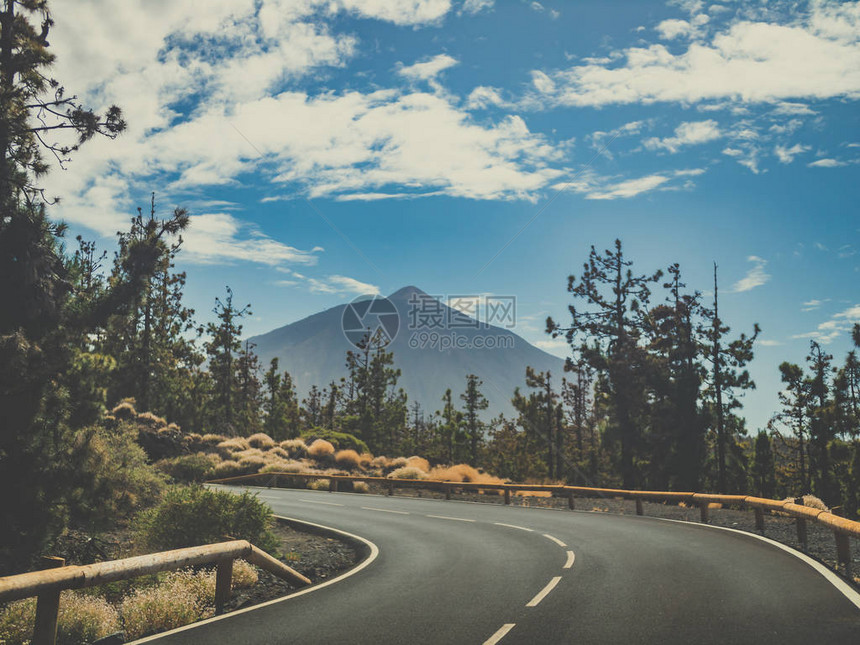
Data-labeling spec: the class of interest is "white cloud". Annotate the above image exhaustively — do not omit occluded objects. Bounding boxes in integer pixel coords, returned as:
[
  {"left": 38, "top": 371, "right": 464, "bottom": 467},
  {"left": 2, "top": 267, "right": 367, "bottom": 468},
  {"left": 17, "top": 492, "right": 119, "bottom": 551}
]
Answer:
[
  {"left": 794, "top": 304, "right": 860, "bottom": 344},
  {"left": 802, "top": 298, "right": 829, "bottom": 311},
  {"left": 306, "top": 275, "right": 381, "bottom": 295},
  {"left": 461, "top": 0, "right": 494, "bottom": 15},
  {"left": 758, "top": 339, "right": 783, "bottom": 346},
  {"left": 466, "top": 86, "right": 511, "bottom": 109},
  {"left": 182, "top": 213, "right": 322, "bottom": 266},
  {"left": 774, "top": 143, "right": 811, "bottom": 163},
  {"left": 530, "top": 2, "right": 860, "bottom": 108},
  {"left": 808, "top": 158, "right": 847, "bottom": 167},
  {"left": 585, "top": 173, "right": 672, "bottom": 200},
  {"left": 643, "top": 120, "right": 721, "bottom": 152},
  {"left": 656, "top": 19, "right": 694, "bottom": 40},
  {"left": 722, "top": 144, "right": 762, "bottom": 173},
  {"left": 398, "top": 54, "right": 459, "bottom": 82},
  {"left": 732, "top": 255, "right": 771, "bottom": 292}
]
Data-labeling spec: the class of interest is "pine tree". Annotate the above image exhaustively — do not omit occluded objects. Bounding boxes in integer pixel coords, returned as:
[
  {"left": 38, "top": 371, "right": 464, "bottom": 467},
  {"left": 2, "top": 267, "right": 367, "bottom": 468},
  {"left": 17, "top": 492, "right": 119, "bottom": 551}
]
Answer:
[
  {"left": 204, "top": 287, "right": 250, "bottom": 435},
  {"left": 460, "top": 374, "right": 488, "bottom": 466},
  {"left": 699, "top": 263, "right": 759, "bottom": 492},
  {"left": 547, "top": 239, "right": 660, "bottom": 487},
  {"left": 806, "top": 341, "right": 835, "bottom": 499},
  {"left": 752, "top": 430, "right": 776, "bottom": 498}
]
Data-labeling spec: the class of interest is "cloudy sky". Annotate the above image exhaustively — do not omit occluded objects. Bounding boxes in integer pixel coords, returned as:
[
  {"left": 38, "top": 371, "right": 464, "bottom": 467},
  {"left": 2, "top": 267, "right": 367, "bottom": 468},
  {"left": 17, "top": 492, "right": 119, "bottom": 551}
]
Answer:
[{"left": 46, "top": 0, "right": 859, "bottom": 429}]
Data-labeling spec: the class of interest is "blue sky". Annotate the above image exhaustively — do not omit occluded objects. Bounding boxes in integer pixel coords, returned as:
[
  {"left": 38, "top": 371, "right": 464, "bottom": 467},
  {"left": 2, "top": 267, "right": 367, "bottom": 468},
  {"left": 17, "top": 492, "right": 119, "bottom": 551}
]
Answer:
[{"left": 46, "top": 0, "right": 859, "bottom": 429}]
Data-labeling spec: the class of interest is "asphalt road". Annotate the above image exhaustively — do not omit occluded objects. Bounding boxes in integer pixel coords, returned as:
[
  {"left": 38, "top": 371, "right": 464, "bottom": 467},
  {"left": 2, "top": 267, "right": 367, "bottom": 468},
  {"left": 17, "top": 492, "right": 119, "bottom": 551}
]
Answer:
[{"left": 142, "top": 486, "right": 860, "bottom": 645}]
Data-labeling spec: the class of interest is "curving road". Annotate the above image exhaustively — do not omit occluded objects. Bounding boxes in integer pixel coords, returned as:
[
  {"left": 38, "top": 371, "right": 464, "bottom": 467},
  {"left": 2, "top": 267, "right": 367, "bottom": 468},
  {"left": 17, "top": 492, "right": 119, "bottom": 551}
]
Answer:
[{"left": 142, "top": 486, "right": 860, "bottom": 645}]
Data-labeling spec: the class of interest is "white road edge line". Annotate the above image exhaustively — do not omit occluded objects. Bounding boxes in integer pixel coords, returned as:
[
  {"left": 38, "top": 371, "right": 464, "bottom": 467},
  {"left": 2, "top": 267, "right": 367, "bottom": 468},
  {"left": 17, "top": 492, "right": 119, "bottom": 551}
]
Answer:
[
  {"left": 494, "top": 522, "right": 533, "bottom": 532},
  {"left": 543, "top": 533, "right": 567, "bottom": 547},
  {"left": 362, "top": 506, "right": 409, "bottom": 515},
  {"left": 298, "top": 499, "right": 343, "bottom": 507},
  {"left": 563, "top": 550, "right": 575, "bottom": 569},
  {"left": 426, "top": 514, "right": 476, "bottom": 522},
  {"left": 526, "top": 576, "right": 562, "bottom": 607},
  {"left": 649, "top": 516, "right": 860, "bottom": 612},
  {"left": 131, "top": 516, "right": 380, "bottom": 644},
  {"left": 483, "top": 623, "right": 516, "bottom": 645}
]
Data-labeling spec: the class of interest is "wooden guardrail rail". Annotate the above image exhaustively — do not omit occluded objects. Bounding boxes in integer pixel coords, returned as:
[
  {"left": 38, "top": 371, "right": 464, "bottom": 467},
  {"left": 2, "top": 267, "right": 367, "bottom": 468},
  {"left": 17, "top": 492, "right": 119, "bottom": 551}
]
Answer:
[
  {"left": 209, "top": 471, "right": 860, "bottom": 579},
  {"left": 0, "top": 540, "right": 311, "bottom": 645}
]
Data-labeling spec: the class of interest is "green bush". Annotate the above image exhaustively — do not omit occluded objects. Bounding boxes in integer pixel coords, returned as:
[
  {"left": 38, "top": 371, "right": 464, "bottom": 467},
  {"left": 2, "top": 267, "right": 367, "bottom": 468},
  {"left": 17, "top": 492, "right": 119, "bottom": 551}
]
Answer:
[
  {"left": 134, "top": 486, "right": 278, "bottom": 554},
  {"left": 155, "top": 453, "right": 220, "bottom": 483},
  {"left": 300, "top": 428, "right": 368, "bottom": 454}
]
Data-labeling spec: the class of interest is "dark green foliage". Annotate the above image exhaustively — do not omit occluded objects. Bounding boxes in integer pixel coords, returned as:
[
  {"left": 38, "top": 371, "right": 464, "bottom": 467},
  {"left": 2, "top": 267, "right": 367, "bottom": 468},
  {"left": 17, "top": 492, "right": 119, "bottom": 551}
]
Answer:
[
  {"left": 460, "top": 374, "right": 488, "bottom": 466},
  {"left": 752, "top": 431, "right": 776, "bottom": 498},
  {"left": 300, "top": 428, "right": 369, "bottom": 454},
  {"left": 134, "top": 486, "right": 278, "bottom": 554}
]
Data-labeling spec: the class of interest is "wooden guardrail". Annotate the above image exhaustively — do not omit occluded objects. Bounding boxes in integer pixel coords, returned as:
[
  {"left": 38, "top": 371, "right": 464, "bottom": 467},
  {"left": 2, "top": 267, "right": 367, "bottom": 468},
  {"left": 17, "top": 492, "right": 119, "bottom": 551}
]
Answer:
[
  {"left": 0, "top": 540, "right": 311, "bottom": 645},
  {"left": 209, "top": 471, "right": 859, "bottom": 579}
]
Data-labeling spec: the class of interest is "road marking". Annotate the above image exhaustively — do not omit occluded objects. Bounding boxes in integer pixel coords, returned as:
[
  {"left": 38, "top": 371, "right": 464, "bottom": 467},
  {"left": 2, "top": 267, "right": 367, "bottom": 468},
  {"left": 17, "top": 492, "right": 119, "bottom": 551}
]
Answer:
[
  {"left": 526, "top": 576, "right": 562, "bottom": 607},
  {"left": 298, "top": 499, "right": 343, "bottom": 506},
  {"left": 543, "top": 533, "right": 567, "bottom": 547},
  {"left": 483, "top": 623, "right": 516, "bottom": 645},
  {"left": 362, "top": 506, "right": 409, "bottom": 515},
  {"left": 425, "top": 514, "right": 476, "bottom": 522},
  {"left": 494, "top": 522, "right": 533, "bottom": 532},
  {"left": 563, "top": 550, "right": 575, "bottom": 569}
]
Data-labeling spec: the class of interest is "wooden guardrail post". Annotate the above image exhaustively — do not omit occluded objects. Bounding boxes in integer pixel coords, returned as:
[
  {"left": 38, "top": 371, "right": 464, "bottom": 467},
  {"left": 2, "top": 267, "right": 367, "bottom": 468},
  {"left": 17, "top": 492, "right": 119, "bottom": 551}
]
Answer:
[
  {"left": 214, "top": 557, "right": 233, "bottom": 615},
  {"left": 794, "top": 497, "right": 808, "bottom": 552},
  {"left": 504, "top": 488, "right": 511, "bottom": 505},
  {"left": 388, "top": 480, "right": 394, "bottom": 496},
  {"left": 445, "top": 484, "right": 451, "bottom": 500},
  {"left": 834, "top": 532, "right": 852, "bottom": 579},
  {"left": 32, "top": 556, "right": 65, "bottom": 645},
  {"left": 329, "top": 478, "right": 338, "bottom": 493},
  {"left": 568, "top": 493, "right": 576, "bottom": 510},
  {"left": 754, "top": 507, "right": 765, "bottom": 533},
  {"left": 699, "top": 503, "right": 709, "bottom": 523},
  {"left": 635, "top": 499, "right": 644, "bottom": 516}
]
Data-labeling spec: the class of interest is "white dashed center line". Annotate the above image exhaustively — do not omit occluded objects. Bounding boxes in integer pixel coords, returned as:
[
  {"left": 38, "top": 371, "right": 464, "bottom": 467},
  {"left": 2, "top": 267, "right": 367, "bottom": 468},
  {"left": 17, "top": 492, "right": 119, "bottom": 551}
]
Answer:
[
  {"left": 493, "top": 522, "right": 533, "bottom": 532},
  {"left": 362, "top": 507, "right": 409, "bottom": 515},
  {"left": 298, "top": 499, "right": 343, "bottom": 507},
  {"left": 563, "top": 550, "right": 575, "bottom": 569},
  {"left": 425, "top": 514, "right": 476, "bottom": 523},
  {"left": 483, "top": 623, "right": 516, "bottom": 645},
  {"left": 543, "top": 534, "right": 567, "bottom": 547},
  {"left": 526, "top": 576, "right": 562, "bottom": 607}
]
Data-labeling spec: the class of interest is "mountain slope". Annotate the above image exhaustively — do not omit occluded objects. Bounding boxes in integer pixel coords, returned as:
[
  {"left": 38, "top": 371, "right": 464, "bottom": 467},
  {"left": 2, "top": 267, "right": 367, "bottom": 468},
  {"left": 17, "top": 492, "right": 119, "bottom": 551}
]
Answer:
[{"left": 248, "top": 286, "right": 566, "bottom": 419}]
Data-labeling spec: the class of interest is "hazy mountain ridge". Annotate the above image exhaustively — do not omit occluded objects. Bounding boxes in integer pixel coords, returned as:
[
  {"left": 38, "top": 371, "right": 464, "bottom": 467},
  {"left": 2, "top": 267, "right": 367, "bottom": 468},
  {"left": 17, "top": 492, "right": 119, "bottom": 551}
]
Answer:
[{"left": 248, "top": 286, "right": 566, "bottom": 419}]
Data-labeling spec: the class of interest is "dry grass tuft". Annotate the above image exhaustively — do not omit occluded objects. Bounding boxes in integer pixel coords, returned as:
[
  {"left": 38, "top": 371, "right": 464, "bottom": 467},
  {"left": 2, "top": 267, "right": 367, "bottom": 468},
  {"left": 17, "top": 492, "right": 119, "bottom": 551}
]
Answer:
[
  {"left": 335, "top": 449, "right": 362, "bottom": 470},
  {"left": 200, "top": 433, "right": 227, "bottom": 446},
  {"left": 307, "top": 478, "right": 331, "bottom": 491},
  {"left": 428, "top": 464, "right": 505, "bottom": 485},
  {"left": 266, "top": 446, "right": 291, "bottom": 460},
  {"left": 387, "top": 457, "right": 408, "bottom": 469},
  {"left": 216, "top": 438, "right": 251, "bottom": 458},
  {"left": 406, "top": 456, "right": 430, "bottom": 473},
  {"left": 137, "top": 411, "right": 168, "bottom": 429},
  {"left": 212, "top": 460, "right": 252, "bottom": 479},
  {"left": 358, "top": 453, "right": 374, "bottom": 469},
  {"left": 279, "top": 439, "right": 308, "bottom": 457},
  {"left": 307, "top": 439, "right": 335, "bottom": 460},
  {"left": 371, "top": 456, "right": 390, "bottom": 469},
  {"left": 232, "top": 560, "right": 259, "bottom": 589},
  {"left": 352, "top": 481, "right": 370, "bottom": 494},
  {"left": 259, "top": 460, "right": 304, "bottom": 474},
  {"left": 120, "top": 569, "right": 215, "bottom": 640},
  {"left": 0, "top": 593, "right": 121, "bottom": 645},
  {"left": 247, "top": 433, "right": 276, "bottom": 450},
  {"left": 111, "top": 400, "right": 137, "bottom": 419},
  {"left": 782, "top": 494, "right": 830, "bottom": 512},
  {"left": 388, "top": 466, "right": 427, "bottom": 480}
]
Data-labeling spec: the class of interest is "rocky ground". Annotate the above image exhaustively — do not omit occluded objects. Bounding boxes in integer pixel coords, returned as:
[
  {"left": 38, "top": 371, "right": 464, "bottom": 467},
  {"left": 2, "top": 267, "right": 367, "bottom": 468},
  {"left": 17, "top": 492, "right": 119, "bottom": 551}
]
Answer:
[{"left": 224, "top": 521, "right": 360, "bottom": 612}]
